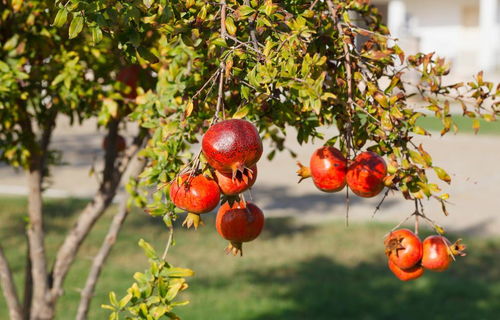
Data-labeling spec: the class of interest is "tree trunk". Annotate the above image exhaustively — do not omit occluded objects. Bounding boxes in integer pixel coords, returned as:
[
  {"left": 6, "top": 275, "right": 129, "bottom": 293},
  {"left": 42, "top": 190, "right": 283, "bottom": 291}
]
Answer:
[
  {"left": 23, "top": 241, "right": 33, "bottom": 320},
  {"left": 26, "top": 167, "right": 54, "bottom": 320}
]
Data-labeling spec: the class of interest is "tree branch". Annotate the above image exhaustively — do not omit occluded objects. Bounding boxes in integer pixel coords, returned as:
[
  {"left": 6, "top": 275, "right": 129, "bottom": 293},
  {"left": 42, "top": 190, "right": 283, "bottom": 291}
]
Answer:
[
  {"left": 0, "top": 245, "right": 23, "bottom": 320},
  {"left": 75, "top": 156, "right": 147, "bottom": 320},
  {"left": 49, "top": 127, "right": 147, "bottom": 302}
]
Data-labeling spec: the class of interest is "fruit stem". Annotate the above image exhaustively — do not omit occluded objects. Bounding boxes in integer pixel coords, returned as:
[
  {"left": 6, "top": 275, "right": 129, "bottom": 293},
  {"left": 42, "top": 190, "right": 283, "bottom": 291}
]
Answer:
[{"left": 296, "top": 161, "right": 311, "bottom": 183}]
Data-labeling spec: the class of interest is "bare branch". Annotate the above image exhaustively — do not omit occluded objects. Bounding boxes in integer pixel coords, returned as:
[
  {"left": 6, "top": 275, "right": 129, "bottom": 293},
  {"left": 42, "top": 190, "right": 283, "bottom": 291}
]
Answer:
[
  {"left": 50, "top": 128, "right": 147, "bottom": 302},
  {"left": 244, "top": 0, "right": 260, "bottom": 51},
  {"left": 75, "top": 156, "right": 147, "bottom": 320},
  {"left": 0, "top": 245, "right": 23, "bottom": 320}
]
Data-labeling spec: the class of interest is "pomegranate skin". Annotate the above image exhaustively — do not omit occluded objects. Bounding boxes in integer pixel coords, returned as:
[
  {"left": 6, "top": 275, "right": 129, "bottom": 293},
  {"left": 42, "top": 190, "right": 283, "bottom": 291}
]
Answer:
[
  {"left": 346, "top": 151, "right": 387, "bottom": 197},
  {"left": 169, "top": 174, "right": 220, "bottom": 214},
  {"left": 216, "top": 201, "right": 264, "bottom": 243},
  {"left": 215, "top": 165, "right": 257, "bottom": 196},
  {"left": 421, "top": 236, "right": 452, "bottom": 272},
  {"left": 117, "top": 65, "right": 141, "bottom": 99},
  {"left": 202, "top": 119, "right": 263, "bottom": 174},
  {"left": 310, "top": 146, "right": 347, "bottom": 192},
  {"left": 385, "top": 229, "right": 423, "bottom": 270},
  {"left": 388, "top": 260, "right": 424, "bottom": 281}
]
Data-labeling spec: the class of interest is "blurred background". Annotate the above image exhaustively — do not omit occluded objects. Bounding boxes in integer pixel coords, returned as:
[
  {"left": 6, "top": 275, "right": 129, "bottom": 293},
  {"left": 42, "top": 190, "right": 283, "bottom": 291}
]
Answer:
[{"left": 1, "top": 1, "right": 499, "bottom": 319}]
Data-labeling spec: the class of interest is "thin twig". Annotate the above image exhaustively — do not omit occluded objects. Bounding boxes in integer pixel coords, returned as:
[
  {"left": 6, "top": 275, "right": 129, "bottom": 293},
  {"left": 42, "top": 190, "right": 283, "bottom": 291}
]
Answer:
[
  {"left": 161, "top": 220, "right": 175, "bottom": 261},
  {"left": 372, "top": 188, "right": 390, "bottom": 218},
  {"left": 192, "top": 69, "right": 221, "bottom": 100}
]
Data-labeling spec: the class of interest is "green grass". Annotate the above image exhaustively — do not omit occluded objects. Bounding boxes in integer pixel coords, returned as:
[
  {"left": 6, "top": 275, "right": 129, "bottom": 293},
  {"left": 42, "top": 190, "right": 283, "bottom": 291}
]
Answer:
[
  {"left": 417, "top": 115, "right": 500, "bottom": 135},
  {"left": 1, "top": 196, "right": 500, "bottom": 320}
]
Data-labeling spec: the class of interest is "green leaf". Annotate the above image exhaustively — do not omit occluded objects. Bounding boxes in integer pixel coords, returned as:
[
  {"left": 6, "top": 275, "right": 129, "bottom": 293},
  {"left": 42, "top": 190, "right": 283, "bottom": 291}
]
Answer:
[
  {"left": 52, "top": 8, "right": 68, "bottom": 27},
  {"left": 225, "top": 17, "right": 237, "bottom": 36},
  {"left": 143, "top": 0, "right": 154, "bottom": 8},
  {"left": 91, "top": 27, "right": 103, "bottom": 45},
  {"left": 109, "top": 292, "right": 119, "bottom": 307},
  {"left": 138, "top": 239, "right": 158, "bottom": 259},
  {"left": 232, "top": 106, "right": 250, "bottom": 119},
  {"left": 137, "top": 47, "right": 159, "bottom": 64},
  {"left": 433, "top": 166, "right": 451, "bottom": 184},
  {"left": 68, "top": 15, "right": 84, "bottom": 39}
]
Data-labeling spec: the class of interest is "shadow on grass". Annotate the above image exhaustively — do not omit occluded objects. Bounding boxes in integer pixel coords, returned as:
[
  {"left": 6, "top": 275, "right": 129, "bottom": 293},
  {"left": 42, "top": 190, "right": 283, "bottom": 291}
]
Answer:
[{"left": 185, "top": 235, "right": 500, "bottom": 320}]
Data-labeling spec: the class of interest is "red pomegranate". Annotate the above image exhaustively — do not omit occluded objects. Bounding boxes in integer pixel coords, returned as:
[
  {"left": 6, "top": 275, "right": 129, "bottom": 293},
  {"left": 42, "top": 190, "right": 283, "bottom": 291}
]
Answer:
[
  {"left": 216, "top": 200, "right": 264, "bottom": 256},
  {"left": 102, "top": 134, "right": 127, "bottom": 153},
  {"left": 215, "top": 165, "right": 257, "bottom": 196},
  {"left": 384, "top": 229, "right": 423, "bottom": 270},
  {"left": 170, "top": 174, "right": 221, "bottom": 229},
  {"left": 346, "top": 151, "right": 387, "bottom": 197},
  {"left": 117, "top": 65, "right": 141, "bottom": 99},
  {"left": 202, "top": 119, "right": 263, "bottom": 177},
  {"left": 297, "top": 146, "right": 347, "bottom": 192},
  {"left": 421, "top": 236, "right": 466, "bottom": 272},
  {"left": 388, "top": 259, "right": 424, "bottom": 281}
]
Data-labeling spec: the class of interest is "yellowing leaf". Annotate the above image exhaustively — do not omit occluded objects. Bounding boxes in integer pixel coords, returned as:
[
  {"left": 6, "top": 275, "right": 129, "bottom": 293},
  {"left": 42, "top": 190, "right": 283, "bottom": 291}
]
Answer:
[
  {"left": 225, "top": 16, "right": 237, "bottom": 36},
  {"left": 232, "top": 106, "right": 250, "bottom": 119},
  {"left": 69, "top": 15, "right": 84, "bottom": 39},
  {"left": 433, "top": 166, "right": 451, "bottom": 184}
]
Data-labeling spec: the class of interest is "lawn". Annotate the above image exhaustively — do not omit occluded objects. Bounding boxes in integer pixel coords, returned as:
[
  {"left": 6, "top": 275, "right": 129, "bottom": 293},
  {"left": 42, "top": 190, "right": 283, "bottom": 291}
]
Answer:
[
  {"left": 417, "top": 115, "right": 500, "bottom": 135},
  {"left": 1, "top": 196, "right": 499, "bottom": 320}
]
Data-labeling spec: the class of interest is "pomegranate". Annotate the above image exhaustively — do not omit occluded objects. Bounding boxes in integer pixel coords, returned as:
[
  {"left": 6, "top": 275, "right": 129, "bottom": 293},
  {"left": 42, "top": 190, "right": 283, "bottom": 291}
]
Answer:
[
  {"left": 202, "top": 119, "right": 263, "bottom": 177},
  {"left": 102, "top": 134, "right": 127, "bottom": 153},
  {"left": 384, "top": 229, "right": 423, "bottom": 270},
  {"left": 388, "top": 259, "right": 424, "bottom": 281},
  {"left": 117, "top": 65, "right": 141, "bottom": 99},
  {"left": 170, "top": 173, "right": 221, "bottom": 229},
  {"left": 215, "top": 165, "right": 257, "bottom": 196},
  {"left": 216, "top": 200, "right": 264, "bottom": 256},
  {"left": 346, "top": 151, "right": 387, "bottom": 197},
  {"left": 297, "top": 146, "right": 347, "bottom": 192},
  {"left": 421, "top": 236, "right": 466, "bottom": 272}
]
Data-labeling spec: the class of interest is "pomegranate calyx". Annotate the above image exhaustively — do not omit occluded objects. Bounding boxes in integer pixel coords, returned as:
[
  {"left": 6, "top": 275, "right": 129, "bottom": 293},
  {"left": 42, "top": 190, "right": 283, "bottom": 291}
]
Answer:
[
  {"left": 225, "top": 241, "right": 243, "bottom": 256},
  {"left": 450, "top": 239, "right": 467, "bottom": 257},
  {"left": 182, "top": 212, "right": 205, "bottom": 230},
  {"left": 296, "top": 161, "right": 311, "bottom": 183},
  {"left": 384, "top": 236, "right": 405, "bottom": 257}
]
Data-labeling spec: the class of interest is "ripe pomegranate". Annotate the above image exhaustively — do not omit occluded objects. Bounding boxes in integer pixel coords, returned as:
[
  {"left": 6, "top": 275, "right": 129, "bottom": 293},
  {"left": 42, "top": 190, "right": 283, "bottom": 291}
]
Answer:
[
  {"left": 297, "top": 146, "right": 347, "bottom": 192},
  {"left": 170, "top": 174, "right": 221, "bottom": 229},
  {"left": 388, "top": 259, "right": 424, "bottom": 281},
  {"left": 421, "top": 236, "right": 466, "bottom": 272},
  {"left": 102, "top": 134, "right": 127, "bottom": 153},
  {"left": 346, "top": 151, "right": 387, "bottom": 197},
  {"left": 117, "top": 65, "right": 141, "bottom": 99},
  {"left": 384, "top": 229, "right": 423, "bottom": 270},
  {"left": 215, "top": 165, "right": 257, "bottom": 196},
  {"left": 216, "top": 200, "right": 264, "bottom": 256},
  {"left": 202, "top": 119, "right": 263, "bottom": 178}
]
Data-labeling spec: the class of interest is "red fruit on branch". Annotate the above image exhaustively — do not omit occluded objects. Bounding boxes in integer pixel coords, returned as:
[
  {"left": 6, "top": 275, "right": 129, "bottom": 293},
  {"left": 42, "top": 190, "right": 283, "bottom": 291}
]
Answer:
[
  {"left": 421, "top": 236, "right": 466, "bottom": 272},
  {"left": 215, "top": 165, "right": 257, "bottom": 196},
  {"left": 170, "top": 174, "right": 221, "bottom": 229},
  {"left": 388, "top": 259, "right": 424, "bottom": 281},
  {"left": 346, "top": 151, "right": 387, "bottom": 197},
  {"left": 102, "top": 134, "right": 127, "bottom": 153},
  {"left": 216, "top": 200, "right": 264, "bottom": 256},
  {"left": 117, "top": 65, "right": 141, "bottom": 99},
  {"left": 297, "top": 146, "right": 347, "bottom": 192},
  {"left": 202, "top": 119, "right": 263, "bottom": 178},
  {"left": 384, "top": 229, "right": 423, "bottom": 270}
]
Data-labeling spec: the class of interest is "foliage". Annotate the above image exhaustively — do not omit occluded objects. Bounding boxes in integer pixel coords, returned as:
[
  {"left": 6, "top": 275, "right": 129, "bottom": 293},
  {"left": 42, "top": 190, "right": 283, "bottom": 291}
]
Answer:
[
  {"left": 103, "top": 239, "right": 193, "bottom": 320},
  {"left": 0, "top": 0, "right": 499, "bottom": 319}
]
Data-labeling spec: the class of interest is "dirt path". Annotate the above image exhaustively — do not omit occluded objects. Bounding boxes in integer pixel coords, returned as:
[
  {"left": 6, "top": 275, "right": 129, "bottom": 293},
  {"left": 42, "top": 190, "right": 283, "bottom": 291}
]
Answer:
[{"left": 1, "top": 119, "right": 499, "bottom": 236}]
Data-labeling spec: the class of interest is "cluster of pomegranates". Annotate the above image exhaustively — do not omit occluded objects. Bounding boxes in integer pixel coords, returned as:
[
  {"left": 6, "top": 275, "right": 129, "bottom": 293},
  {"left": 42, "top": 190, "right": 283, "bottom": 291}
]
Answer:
[
  {"left": 384, "top": 229, "right": 466, "bottom": 281},
  {"left": 169, "top": 119, "right": 265, "bottom": 255},
  {"left": 297, "top": 147, "right": 387, "bottom": 198}
]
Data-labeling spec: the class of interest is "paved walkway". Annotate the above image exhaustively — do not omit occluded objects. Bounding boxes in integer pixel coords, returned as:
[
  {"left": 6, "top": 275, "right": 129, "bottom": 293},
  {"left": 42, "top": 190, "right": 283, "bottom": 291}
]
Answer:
[{"left": 1, "top": 118, "right": 499, "bottom": 236}]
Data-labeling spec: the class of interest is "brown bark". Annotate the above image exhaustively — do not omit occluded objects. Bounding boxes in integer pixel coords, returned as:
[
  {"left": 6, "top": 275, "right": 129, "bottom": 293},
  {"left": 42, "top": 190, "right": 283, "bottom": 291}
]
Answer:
[
  {"left": 0, "top": 245, "right": 23, "bottom": 320},
  {"left": 75, "top": 156, "right": 146, "bottom": 320}
]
